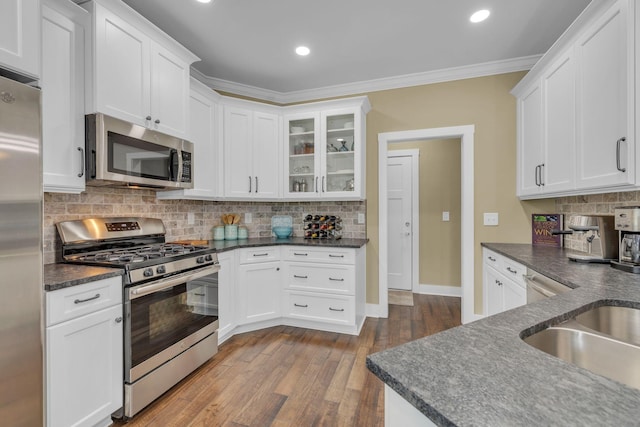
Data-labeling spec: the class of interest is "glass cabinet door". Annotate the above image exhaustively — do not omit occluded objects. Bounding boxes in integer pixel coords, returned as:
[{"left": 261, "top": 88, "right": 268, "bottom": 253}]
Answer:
[
  {"left": 286, "top": 116, "right": 317, "bottom": 196},
  {"left": 324, "top": 112, "right": 356, "bottom": 194}
]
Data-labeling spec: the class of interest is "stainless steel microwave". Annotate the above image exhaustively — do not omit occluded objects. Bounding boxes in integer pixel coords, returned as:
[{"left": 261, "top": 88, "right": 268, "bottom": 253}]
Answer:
[{"left": 85, "top": 113, "right": 194, "bottom": 190}]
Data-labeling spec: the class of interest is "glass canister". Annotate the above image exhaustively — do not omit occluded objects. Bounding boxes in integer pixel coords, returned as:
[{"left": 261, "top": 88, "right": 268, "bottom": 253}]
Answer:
[{"left": 224, "top": 225, "right": 238, "bottom": 240}]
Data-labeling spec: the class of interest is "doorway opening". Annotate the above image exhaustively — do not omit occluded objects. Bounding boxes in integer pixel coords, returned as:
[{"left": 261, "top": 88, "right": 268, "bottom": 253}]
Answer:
[{"left": 378, "top": 125, "right": 476, "bottom": 324}]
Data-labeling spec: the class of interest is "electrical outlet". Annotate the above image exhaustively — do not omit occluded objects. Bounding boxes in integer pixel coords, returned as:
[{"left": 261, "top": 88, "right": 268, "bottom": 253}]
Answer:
[
  {"left": 357, "top": 213, "right": 365, "bottom": 224},
  {"left": 187, "top": 212, "right": 195, "bottom": 225},
  {"left": 484, "top": 212, "right": 499, "bottom": 226},
  {"left": 245, "top": 212, "right": 252, "bottom": 224},
  {"left": 442, "top": 211, "right": 450, "bottom": 222}
]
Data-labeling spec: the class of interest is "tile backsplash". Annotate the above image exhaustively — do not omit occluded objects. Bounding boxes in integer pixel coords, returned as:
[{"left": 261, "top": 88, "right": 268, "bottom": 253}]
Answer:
[
  {"left": 44, "top": 186, "right": 366, "bottom": 264},
  {"left": 555, "top": 191, "right": 638, "bottom": 252}
]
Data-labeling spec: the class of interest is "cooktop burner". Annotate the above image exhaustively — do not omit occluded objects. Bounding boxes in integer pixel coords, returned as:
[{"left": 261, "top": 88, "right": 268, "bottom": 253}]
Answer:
[{"left": 74, "top": 243, "right": 211, "bottom": 264}]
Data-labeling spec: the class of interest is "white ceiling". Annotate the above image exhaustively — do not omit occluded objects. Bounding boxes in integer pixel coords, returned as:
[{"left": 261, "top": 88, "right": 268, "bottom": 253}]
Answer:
[{"left": 121, "top": 0, "right": 591, "bottom": 102}]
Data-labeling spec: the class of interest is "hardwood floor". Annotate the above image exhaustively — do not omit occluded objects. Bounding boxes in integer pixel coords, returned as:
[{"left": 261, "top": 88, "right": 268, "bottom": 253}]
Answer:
[{"left": 116, "top": 294, "right": 461, "bottom": 427}]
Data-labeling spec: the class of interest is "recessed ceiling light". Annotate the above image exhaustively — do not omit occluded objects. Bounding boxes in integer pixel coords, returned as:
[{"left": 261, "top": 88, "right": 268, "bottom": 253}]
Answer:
[
  {"left": 470, "top": 9, "right": 490, "bottom": 23},
  {"left": 295, "top": 46, "right": 310, "bottom": 56},
  {"left": 196, "top": 0, "right": 211, "bottom": 3}
]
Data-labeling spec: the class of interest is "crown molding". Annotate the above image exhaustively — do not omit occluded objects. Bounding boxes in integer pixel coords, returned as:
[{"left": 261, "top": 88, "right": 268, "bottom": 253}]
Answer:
[{"left": 191, "top": 55, "right": 540, "bottom": 105}]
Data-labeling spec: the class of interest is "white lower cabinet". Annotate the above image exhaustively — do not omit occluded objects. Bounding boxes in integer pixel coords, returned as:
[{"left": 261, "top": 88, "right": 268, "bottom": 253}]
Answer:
[
  {"left": 237, "top": 247, "right": 282, "bottom": 325},
  {"left": 46, "top": 276, "right": 123, "bottom": 427},
  {"left": 217, "top": 251, "right": 235, "bottom": 343},
  {"left": 282, "top": 246, "right": 366, "bottom": 334},
  {"left": 483, "top": 248, "right": 526, "bottom": 316}
]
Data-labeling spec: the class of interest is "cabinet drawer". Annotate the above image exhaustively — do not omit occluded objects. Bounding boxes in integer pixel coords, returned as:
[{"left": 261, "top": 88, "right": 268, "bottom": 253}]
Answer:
[
  {"left": 501, "top": 257, "right": 526, "bottom": 287},
  {"left": 237, "top": 247, "right": 280, "bottom": 264},
  {"left": 283, "top": 246, "right": 355, "bottom": 264},
  {"left": 46, "top": 276, "right": 122, "bottom": 326},
  {"left": 286, "top": 263, "right": 355, "bottom": 295},
  {"left": 483, "top": 248, "right": 503, "bottom": 270},
  {"left": 284, "top": 291, "right": 355, "bottom": 325}
]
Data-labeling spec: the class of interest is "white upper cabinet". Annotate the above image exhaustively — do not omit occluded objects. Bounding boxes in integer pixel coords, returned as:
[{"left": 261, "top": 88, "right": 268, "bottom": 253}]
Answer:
[
  {"left": 41, "top": 0, "right": 88, "bottom": 193},
  {"left": 283, "top": 97, "right": 370, "bottom": 201},
  {"left": 0, "top": 0, "right": 40, "bottom": 79},
  {"left": 575, "top": 0, "right": 633, "bottom": 189},
  {"left": 83, "top": 0, "right": 198, "bottom": 139},
  {"left": 513, "top": 0, "right": 635, "bottom": 199},
  {"left": 223, "top": 100, "right": 281, "bottom": 199},
  {"left": 157, "top": 78, "right": 222, "bottom": 200}
]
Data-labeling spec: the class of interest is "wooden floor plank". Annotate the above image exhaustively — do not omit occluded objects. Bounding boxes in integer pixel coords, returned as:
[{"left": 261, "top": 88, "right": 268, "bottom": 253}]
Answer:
[{"left": 114, "top": 294, "right": 461, "bottom": 427}]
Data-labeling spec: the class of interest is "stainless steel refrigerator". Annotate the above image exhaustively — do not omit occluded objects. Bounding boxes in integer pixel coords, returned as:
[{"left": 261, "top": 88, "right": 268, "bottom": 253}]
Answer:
[{"left": 0, "top": 74, "right": 43, "bottom": 426}]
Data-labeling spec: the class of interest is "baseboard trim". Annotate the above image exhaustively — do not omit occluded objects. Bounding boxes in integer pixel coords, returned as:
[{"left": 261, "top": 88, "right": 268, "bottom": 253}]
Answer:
[
  {"left": 414, "top": 284, "right": 462, "bottom": 297},
  {"left": 366, "top": 303, "right": 382, "bottom": 318}
]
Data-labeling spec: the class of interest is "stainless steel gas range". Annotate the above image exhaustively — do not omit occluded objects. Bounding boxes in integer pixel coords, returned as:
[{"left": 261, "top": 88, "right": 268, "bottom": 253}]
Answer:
[{"left": 56, "top": 217, "right": 220, "bottom": 420}]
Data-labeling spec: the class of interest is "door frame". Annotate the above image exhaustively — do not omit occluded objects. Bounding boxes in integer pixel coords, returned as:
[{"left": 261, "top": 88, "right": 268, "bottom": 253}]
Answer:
[
  {"left": 387, "top": 149, "right": 420, "bottom": 292},
  {"left": 378, "top": 125, "right": 476, "bottom": 324}
]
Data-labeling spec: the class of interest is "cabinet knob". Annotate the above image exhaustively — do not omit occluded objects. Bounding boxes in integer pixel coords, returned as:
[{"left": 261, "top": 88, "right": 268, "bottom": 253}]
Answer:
[
  {"left": 115, "top": 317, "right": 123, "bottom": 323},
  {"left": 145, "top": 115, "right": 152, "bottom": 121},
  {"left": 155, "top": 119, "right": 161, "bottom": 124},
  {"left": 276, "top": 267, "right": 280, "bottom": 271}
]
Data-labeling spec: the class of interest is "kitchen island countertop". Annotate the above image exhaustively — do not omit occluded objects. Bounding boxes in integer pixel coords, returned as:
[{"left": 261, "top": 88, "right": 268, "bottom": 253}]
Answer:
[{"left": 367, "top": 243, "right": 640, "bottom": 426}]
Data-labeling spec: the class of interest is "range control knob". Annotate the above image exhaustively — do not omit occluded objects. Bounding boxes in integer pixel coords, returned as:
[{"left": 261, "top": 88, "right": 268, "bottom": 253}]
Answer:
[
  {"left": 196, "top": 256, "right": 205, "bottom": 264},
  {"left": 143, "top": 268, "right": 154, "bottom": 277},
  {"left": 205, "top": 254, "right": 213, "bottom": 262},
  {"left": 156, "top": 265, "right": 166, "bottom": 274}
]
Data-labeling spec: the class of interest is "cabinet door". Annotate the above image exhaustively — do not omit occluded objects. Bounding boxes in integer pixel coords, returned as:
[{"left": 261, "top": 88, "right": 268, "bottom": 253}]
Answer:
[
  {"left": 483, "top": 266, "right": 504, "bottom": 317},
  {"left": 217, "top": 251, "right": 235, "bottom": 342},
  {"left": 284, "top": 113, "right": 319, "bottom": 198},
  {"left": 46, "top": 304, "right": 123, "bottom": 427},
  {"left": 224, "top": 106, "right": 253, "bottom": 197},
  {"left": 0, "top": 0, "right": 40, "bottom": 78},
  {"left": 517, "top": 83, "right": 543, "bottom": 197},
  {"left": 238, "top": 261, "right": 281, "bottom": 324},
  {"left": 42, "top": 1, "right": 87, "bottom": 193},
  {"left": 322, "top": 109, "right": 360, "bottom": 198},
  {"left": 576, "top": 0, "right": 633, "bottom": 189},
  {"left": 252, "top": 111, "right": 281, "bottom": 198},
  {"left": 503, "top": 280, "right": 526, "bottom": 312},
  {"left": 543, "top": 52, "right": 576, "bottom": 193},
  {"left": 189, "top": 86, "right": 218, "bottom": 197},
  {"left": 149, "top": 42, "right": 189, "bottom": 138},
  {"left": 93, "top": 2, "right": 150, "bottom": 126}
]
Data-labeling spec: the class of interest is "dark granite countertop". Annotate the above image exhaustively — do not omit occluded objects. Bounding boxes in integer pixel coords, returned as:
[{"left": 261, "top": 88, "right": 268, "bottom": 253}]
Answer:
[
  {"left": 44, "top": 263, "right": 123, "bottom": 292},
  {"left": 367, "top": 243, "right": 640, "bottom": 426},
  {"left": 44, "top": 238, "right": 367, "bottom": 291},
  {"left": 200, "top": 237, "right": 368, "bottom": 252}
]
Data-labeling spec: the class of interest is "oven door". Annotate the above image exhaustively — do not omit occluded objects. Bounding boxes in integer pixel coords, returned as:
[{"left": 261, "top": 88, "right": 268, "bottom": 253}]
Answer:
[{"left": 124, "top": 265, "right": 219, "bottom": 383}]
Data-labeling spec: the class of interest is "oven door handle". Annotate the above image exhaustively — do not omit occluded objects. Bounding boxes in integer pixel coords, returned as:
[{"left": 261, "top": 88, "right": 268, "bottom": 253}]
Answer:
[{"left": 129, "top": 264, "right": 220, "bottom": 300}]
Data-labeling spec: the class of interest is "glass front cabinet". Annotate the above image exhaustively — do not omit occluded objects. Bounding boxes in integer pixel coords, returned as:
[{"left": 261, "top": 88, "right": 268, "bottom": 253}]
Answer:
[{"left": 283, "top": 98, "right": 369, "bottom": 200}]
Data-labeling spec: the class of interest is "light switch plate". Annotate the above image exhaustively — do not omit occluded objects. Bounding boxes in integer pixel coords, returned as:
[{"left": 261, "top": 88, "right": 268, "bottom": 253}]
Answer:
[
  {"left": 245, "top": 212, "right": 252, "bottom": 224},
  {"left": 358, "top": 213, "right": 365, "bottom": 224},
  {"left": 442, "top": 211, "right": 450, "bottom": 221},
  {"left": 187, "top": 212, "right": 195, "bottom": 225},
  {"left": 484, "top": 212, "right": 499, "bottom": 226}
]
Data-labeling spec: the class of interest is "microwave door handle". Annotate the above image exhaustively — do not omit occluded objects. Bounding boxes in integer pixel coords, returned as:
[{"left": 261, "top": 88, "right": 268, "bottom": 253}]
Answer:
[{"left": 169, "top": 149, "right": 178, "bottom": 181}]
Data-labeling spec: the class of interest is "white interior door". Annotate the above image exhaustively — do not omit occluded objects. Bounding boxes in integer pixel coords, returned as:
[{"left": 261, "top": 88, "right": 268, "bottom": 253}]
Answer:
[{"left": 387, "top": 155, "right": 413, "bottom": 291}]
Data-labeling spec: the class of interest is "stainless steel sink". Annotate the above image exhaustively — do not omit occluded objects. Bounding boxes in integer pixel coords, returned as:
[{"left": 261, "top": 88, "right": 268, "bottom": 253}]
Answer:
[
  {"left": 574, "top": 305, "right": 640, "bottom": 346},
  {"left": 523, "top": 304, "right": 640, "bottom": 390}
]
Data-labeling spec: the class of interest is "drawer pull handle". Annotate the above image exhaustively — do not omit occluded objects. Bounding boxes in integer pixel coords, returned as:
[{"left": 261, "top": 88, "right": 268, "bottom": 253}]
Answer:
[
  {"left": 329, "top": 277, "right": 344, "bottom": 282},
  {"left": 488, "top": 256, "right": 496, "bottom": 262},
  {"left": 74, "top": 293, "right": 100, "bottom": 304},
  {"left": 293, "top": 252, "right": 308, "bottom": 256},
  {"left": 253, "top": 253, "right": 269, "bottom": 257},
  {"left": 506, "top": 267, "right": 517, "bottom": 274},
  {"left": 115, "top": 317, "right": 123, "bottom": 323},
  {"left": 294, "top": 303, "right": 308, "bottom": 308},
  {"left": 294, "top": 275, "right": 308, "bottom": 279},
  {"left": 194, "top": 293, "right": 206, "bottom": 296},
  {"left": 329, "top": 254, "right": 344, "bottom": 258},
  {"left": 329, "top": 307, "right": 345, "bottom": 312}
]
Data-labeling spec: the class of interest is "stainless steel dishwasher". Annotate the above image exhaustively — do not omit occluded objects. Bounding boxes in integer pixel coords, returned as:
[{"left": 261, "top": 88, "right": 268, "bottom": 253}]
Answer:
[{"left": 523, "top": 268, "right": 571, "bottom": 302}]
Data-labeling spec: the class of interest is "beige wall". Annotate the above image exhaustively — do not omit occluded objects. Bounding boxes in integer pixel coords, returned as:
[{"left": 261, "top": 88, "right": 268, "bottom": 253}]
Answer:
[
  {"left": 364, "top": 72, "right": 556, "bottom": 313},
  {"left": 390, "top": 139, "right": 461, "bottom": 286}
]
